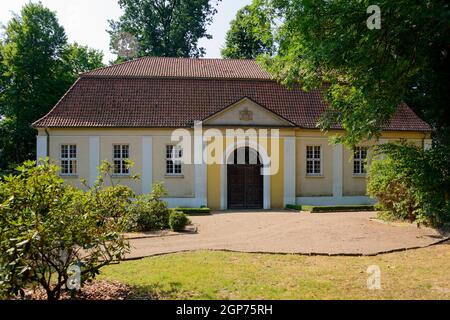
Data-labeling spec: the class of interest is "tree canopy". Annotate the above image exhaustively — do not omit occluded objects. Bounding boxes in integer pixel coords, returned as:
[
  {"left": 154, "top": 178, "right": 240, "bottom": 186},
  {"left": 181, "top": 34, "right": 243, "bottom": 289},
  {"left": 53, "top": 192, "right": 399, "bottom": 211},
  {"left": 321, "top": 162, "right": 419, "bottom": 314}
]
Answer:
[
  {"left": 62, "top": 43, "right": 104, "bottom": 84},
  {"left": 259, "top": 0, "right": 449, "bottom": 146},
  {"left": 0, "top": 3, "right": 104, "bottom": 169},
  {"left": 221, "top": 0, "right": 275, "bottom": 59},
  {"left": 109, "top": 0, "right": 221, "bottom": 61},
  {"left": 256, "top": 0, "right": 449, "bottom": 222}
]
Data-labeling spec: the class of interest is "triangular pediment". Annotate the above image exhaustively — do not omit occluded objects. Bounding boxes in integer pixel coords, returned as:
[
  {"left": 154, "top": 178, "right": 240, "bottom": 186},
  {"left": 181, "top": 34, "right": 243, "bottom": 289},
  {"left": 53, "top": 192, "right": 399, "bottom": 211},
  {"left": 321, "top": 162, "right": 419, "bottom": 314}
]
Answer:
[{"left": 202, "top": 97, "right": 294, "bottom": 126}]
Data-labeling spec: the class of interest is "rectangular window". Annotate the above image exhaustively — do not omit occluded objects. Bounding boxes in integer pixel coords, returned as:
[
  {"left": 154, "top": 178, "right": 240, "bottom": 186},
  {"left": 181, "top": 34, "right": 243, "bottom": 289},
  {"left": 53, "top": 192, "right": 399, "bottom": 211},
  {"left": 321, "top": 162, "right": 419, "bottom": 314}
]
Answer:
[
  {"left": 353, "top": 146, "right": 368, "bottom": 175},
  {"left": 113, "top": 144, "right": 130, "bottom": 175},
  {"left": 166, "top": 145, "right": 183, "bottom": 175},
  {"left": 60, "top": 144, "right": 77, "bottom": 175},
  {"left": 306, "top": 145, "right": 321, "bottom": 175}
]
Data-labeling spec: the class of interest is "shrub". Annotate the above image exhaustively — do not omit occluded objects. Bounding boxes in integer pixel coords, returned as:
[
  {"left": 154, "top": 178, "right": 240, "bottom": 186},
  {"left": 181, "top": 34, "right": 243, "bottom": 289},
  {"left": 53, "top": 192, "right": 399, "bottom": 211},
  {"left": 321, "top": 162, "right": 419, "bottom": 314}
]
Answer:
[
  {"left": 368, "top": 142, "right": 450, "bottom": 227},
  {"left": 368, "top": 155, "right": 417, "bottom": 221},
  {"left": 309, "top": 205, "right": 374, "bottom": 212},
  {"left": 286, "top": 204, "right": 302, "bottom": 211},
  {"left": 169, "top": 210, "right": 191, "bottom": 231},
  {"left": 0, "top": 159, "right": 132, "bottom": 300},
  {"left": 286, "top": 204, "right": 374, "bottom": 212},
  {"left": 127, "top": 182, "right": 170, "bottom": 231}
]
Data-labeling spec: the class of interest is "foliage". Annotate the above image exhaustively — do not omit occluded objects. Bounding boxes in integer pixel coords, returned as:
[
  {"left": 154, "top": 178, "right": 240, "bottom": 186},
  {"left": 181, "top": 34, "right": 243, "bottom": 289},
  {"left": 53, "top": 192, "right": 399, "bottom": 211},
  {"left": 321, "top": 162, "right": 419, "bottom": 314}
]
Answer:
[
  {"left": 368, "top": 156, "right": 418, "bottom": 222},
  {"left": 168, "top": 210, "right": 190, "bottom": 231},
  {"left": 221, "top": 0, "right": 275, "bottom": 59},
  {"left": 286, "top": 204, "right": 375, "bottom": 212},
  {"left": 108, "top": 0, "right": 221, "bottom": 61},
  {"left": 368, "top": 142, "right": 450, "bottom": 227},
  {"left": 0, "top": 3, "right": 104, "bottom": 169},
  {"left": 309, "top": 205, "right": 375, "bottom": 213},
  {"left": 0, "top": 2, "right": 66, "bottom": 165},
  {"left": 258, "top": 0, "right": 449, "bottom": 146},
  {"left": 61, "top": 43, "right": 104, "bottom": 83},
  {"left": 254, "top": 0, "right": 449, "bottom": 227},
  {"left": 0, "top": 160, "right": 132, "bottom": 300},
  {"left": 126, "top": 182, "right": 171, "bottom": 231},
  {"left": 174, "top": 207, "right": 211, "bottom": 215},
  {"left": 285, "top": 204, "right": 302, "bottom": 211},
  {"left": 126, "top": 183, "right": 192, "bottom": 232}
]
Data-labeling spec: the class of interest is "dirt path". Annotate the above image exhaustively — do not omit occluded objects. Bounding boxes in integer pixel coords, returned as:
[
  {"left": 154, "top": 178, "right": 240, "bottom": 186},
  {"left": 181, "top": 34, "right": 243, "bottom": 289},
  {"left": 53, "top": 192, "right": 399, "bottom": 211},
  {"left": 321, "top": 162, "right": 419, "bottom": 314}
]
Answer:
[{"left": 127, "top": 211, "right": 448, "bottom": 259}]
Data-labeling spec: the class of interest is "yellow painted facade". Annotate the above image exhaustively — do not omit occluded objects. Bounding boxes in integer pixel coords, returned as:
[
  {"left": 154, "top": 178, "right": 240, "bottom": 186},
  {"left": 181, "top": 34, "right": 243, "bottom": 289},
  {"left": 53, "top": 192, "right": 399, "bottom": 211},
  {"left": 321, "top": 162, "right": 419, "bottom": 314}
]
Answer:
[
  {"left": 38, "top": 118, "right": 431, "bottom": 210},
  {"left": 202, "top": 128, "right": 286, "bottom": 209},
  {"left": 207, "top": 163, "right": 221, "bottom": 210}
]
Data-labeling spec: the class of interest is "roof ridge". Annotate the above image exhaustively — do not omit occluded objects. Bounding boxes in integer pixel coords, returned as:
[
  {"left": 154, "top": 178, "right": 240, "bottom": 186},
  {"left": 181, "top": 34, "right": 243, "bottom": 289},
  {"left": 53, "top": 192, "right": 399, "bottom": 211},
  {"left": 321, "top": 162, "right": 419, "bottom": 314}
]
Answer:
[
  {"left": 82, "top": 56, "right": 259, "bottom": 76},
  {"left": 80, "top": 75, "right": 276, "bottom": 82},
  {"left": 81, "top": 56, "right": 271, "bottom": 79},
  {"left": 81, "top": 56, "right": 148, "bottom": 77},
  {"left": 137, "top": 56, "right": 256, "bottom": 61}
]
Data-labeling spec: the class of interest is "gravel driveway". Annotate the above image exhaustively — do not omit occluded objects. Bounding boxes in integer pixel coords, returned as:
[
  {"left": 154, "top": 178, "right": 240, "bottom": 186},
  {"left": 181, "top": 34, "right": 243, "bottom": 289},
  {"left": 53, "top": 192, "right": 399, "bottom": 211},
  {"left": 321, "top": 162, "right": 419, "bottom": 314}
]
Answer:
[{"left": 126, "top": 211, "right": 448, "bottom": 259}]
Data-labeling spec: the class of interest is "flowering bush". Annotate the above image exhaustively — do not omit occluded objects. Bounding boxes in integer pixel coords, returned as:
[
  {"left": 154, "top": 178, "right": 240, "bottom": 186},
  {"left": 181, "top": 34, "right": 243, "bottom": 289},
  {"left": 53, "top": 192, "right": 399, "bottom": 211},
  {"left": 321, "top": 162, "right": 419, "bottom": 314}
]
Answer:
[{"left": 0, "top": 160, "right": 133, "bottom": 300}]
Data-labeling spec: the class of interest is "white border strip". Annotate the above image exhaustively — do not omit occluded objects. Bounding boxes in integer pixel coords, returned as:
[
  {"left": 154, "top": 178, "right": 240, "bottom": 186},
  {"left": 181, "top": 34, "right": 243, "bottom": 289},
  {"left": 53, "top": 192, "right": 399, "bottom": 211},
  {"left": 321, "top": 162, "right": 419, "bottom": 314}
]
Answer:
[
  {"left": 296, "top": 196, "right": 376, "bottom": 206},
  {"left": 163, "top": 197, "right": 205, "bottom": 208},
  {"left": 142, "top": 136, "right": 153, "bottom": 194},
  {"left": 88, "top": 136, "right": 100, "bottom": 186},
  {"left": 332, "top": 143, "right": 343, "bottom": 197},
  {"left": 283, "top": 137, "right": 296, "bottom": 206},
  {"left": 36, "top": 136, "right": 48, "bottom": 162}
]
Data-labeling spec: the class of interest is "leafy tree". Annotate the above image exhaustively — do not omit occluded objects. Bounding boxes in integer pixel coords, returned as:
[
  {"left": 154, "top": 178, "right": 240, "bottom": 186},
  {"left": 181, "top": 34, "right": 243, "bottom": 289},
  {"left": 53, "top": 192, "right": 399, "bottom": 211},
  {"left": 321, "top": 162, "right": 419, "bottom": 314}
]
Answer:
[
  {"left": 259, "top": 0, "right": 449, "bottom": 146},
  {"left": 403, "top": 48, "right": 450, "bottom": 149},
  {"left": 0, "top": 43, "right": 5, "bottom": 101},
  {"left": 0, "top": 3, "right": 104, "bottom": 169},
  {"left": 109, "top": 0, "right": 221, "bottom": 61},
  {"left": 0, "top": 160, "right": 132, "bottom": 300},
  {"left": 221, "top": 0, "right": 275, "bottom": 59},
  {"left": 61, "top": 43, "right": 104, "bottom": 84},
  {"left": 0, "top": 3, "right": 67, "bottom": 165},
  {"left": 0, "top": 44, "right": 8, "bottom": 170},
  {"left": 257, "top": 0, "right": 449, "bottom": 223}
]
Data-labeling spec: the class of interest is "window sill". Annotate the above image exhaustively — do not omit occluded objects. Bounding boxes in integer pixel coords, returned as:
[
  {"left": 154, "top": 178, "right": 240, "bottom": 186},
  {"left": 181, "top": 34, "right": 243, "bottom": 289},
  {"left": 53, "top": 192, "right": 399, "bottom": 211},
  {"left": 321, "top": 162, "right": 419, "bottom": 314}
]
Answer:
[
  {"left": 165, "top": 174, "right": 184, "bottom": 178},
  {"left": 305, "top": 174, "right": 324, "bottom": 178},
  {"left": 352, "top": 174, "right": 367, "bottom": 178}
]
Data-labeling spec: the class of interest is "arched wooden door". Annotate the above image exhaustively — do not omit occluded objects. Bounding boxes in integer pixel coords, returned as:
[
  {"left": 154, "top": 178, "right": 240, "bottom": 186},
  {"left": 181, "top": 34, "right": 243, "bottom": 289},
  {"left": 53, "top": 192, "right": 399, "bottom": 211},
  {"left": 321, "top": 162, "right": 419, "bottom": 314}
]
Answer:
[{"left": 227, "top": 147, "right": 263, "bottom": 209}]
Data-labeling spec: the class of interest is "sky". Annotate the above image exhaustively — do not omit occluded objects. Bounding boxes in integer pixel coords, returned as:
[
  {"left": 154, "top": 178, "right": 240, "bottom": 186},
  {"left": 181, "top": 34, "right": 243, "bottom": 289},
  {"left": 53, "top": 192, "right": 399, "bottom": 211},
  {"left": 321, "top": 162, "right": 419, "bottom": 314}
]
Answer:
[{"left": 0, "top": 0, "right": 252, "bottom": 64}]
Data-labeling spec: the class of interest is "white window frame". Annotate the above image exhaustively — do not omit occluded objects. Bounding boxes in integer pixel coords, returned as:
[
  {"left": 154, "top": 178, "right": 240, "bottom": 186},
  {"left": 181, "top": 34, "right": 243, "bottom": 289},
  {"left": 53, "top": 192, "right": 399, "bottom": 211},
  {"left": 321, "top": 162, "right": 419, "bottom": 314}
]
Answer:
[
  {"left": 113, "top": 144, "right": 130, "bottom": 176},
  {"left": 60, "top": 144, "right": 77, "bottom": 176},
  {"left": 353, "top": 146, "right": 368, "bottom": 175},
  {"left": 306, "top": 145, "right": 322, "bottom": 175},
  {"left": 166, "top": 145, "right": 183, "bottom": 176}
]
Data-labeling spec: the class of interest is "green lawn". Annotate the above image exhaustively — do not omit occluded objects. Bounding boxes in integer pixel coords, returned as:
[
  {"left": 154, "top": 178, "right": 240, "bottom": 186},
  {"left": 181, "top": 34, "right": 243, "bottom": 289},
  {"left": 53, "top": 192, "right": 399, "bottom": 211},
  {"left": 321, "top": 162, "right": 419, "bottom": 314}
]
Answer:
[{"left": 100, "top": 241, "right": 450, "bottom": 300}]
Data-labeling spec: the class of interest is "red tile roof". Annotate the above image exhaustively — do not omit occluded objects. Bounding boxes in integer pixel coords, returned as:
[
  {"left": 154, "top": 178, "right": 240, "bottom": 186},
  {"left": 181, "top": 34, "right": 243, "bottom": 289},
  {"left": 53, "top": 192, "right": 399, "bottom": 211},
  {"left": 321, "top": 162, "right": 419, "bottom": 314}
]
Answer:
[
  {"left": 33, "top": 57, "right": 431, "bottom": 132},
  {"left": 83, "top": 57, "right": 272, "bottom": 79}
]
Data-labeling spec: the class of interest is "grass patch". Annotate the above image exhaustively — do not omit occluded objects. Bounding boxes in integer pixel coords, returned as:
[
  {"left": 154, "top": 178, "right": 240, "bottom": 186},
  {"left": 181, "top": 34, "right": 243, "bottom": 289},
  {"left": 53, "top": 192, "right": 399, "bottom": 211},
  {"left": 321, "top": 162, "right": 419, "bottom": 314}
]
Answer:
[
  {"left": 286, "top": 204, "right": 375, "bottom": 212},
  {"left": 171, "top": 208, "right": 211, "bottom": 215},
  {"left": 100, "top": 241, "right": 450, "bottom": 300}
]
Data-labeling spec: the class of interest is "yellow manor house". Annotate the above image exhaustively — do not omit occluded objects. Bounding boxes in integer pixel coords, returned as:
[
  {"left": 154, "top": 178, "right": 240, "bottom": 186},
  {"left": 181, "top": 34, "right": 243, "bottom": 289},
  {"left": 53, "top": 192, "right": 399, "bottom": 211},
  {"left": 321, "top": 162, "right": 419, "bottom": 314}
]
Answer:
[{"left": 33, "top": 57, "right": 431, "bottom": 210}]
